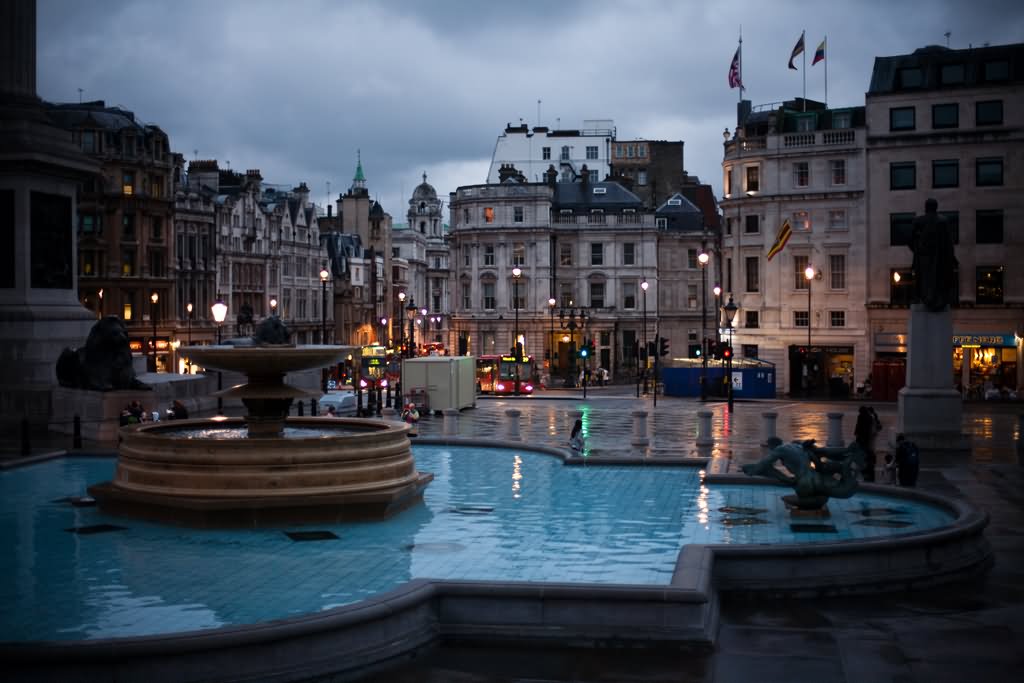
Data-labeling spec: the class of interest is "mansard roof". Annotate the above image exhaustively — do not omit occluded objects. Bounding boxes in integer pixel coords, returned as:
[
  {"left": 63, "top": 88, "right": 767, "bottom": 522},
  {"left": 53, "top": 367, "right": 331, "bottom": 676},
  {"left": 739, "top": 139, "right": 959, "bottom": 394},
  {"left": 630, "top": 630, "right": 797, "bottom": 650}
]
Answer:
[{"left": 552, "top": 180, "right": 643, "bottom": 211}]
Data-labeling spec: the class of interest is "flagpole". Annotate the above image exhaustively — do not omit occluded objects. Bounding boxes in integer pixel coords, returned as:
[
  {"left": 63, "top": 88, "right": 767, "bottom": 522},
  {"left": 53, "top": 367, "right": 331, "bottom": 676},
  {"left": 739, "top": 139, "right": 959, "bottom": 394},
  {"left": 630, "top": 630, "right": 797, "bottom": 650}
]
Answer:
[
  {"left": 802, "top": 30, "right": 806, "bottom": 111},
  {"left": 738, "top": 26, "right": 743, "bottom": 103},
  {"left": 824, "top": 35, "right": 828, "bottom": 108}
]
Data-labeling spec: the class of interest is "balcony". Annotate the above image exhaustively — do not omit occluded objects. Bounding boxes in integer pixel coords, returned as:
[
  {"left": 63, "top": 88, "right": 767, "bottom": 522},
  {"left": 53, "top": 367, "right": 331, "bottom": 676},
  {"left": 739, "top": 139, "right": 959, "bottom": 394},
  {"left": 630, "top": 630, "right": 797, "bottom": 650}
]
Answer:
[{"left": 725, "top": 129, "right": 860, "bottom": 160}]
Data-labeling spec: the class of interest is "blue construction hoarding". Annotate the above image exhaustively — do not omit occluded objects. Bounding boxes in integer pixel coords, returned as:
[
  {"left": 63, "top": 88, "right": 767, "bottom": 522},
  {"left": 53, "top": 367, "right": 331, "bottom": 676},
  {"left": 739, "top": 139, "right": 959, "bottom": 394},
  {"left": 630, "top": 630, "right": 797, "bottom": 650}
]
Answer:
[{"left": 661, "top": 358, "right": 776, "bottom": 399}]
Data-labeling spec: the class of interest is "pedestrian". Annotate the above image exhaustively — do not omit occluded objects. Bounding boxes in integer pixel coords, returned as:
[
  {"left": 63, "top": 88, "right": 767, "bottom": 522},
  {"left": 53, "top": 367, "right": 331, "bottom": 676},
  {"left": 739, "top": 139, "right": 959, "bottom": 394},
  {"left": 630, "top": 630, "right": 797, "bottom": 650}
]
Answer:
[
  {"left": 325, "top": 405, "right": 337, "bottom": 417},
  {"left": 401, "top": 402, "right": 420, "bottom": 436},
  {"left": 568, "top": 418, "right": 584, "bottom": 453},
  {"left": 854, "top": 406, "right": 882, "bottom": 482},
  {"left": 168, "top": 400, "right": 188, "bottom": 420},
  {"left": 893, "top": 433, "right": 920, "bottom": 487}
]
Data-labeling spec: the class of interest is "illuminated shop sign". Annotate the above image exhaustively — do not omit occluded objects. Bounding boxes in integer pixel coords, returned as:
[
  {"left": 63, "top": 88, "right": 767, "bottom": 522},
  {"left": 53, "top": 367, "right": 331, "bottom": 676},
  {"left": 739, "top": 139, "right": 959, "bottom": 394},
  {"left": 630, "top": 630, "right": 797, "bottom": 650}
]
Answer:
[{"left": 952, "top": 334, "right": 1015, "bottom": 348}]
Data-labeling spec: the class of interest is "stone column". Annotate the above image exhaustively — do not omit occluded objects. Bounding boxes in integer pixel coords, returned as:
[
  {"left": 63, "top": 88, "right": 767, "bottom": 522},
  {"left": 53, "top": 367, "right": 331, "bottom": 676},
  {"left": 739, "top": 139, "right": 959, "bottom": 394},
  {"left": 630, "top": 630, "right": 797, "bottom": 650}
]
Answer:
[
  {"left": 631, "top": 410, "right": 649, "bottom": 448},
  {"left": 696, "top": 410, "right": 714, "bottom": 457},
  {"left": 826, "top": 412, "right": 844, "bottom": 447},
  {"left": 505, "top": 408, "right": 521, "bottom": 441}
]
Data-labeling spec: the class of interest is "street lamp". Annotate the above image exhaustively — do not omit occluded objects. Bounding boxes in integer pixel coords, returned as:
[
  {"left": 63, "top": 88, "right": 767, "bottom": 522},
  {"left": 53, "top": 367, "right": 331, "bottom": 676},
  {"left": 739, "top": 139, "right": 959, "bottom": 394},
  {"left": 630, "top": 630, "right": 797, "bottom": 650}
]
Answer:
[
  {"left": 430, "top": 315, "right": 442, "bottom": 343},
  {"left": 512, "top": 266, "right": 522, "bottom": 395},
  {"left": 698, "top": 250, "right": 710, "bottom": 401},
  {"left": 723, "top": 295, "right": 738, "bottom": 413},
  {"left": 150, "top": 291, "right": 159, "bottom": 373},
  {"left": 380, "top": 317, "right": 389, "bottom": 345},
  {"left": 640, "top": 280, "right": 649, "bottom": 396},
  {"left": 406, "top": 297, "right": 417, "bottom": 357},
  {"left": 804, "top": 264, "right": 815, "bottom": 348},
  {"left": 270, "top": 297, "right": 278, "bottom": 316},
  {"left": 547, "top": 297, "right": 556, "bottom": 374},
  {"left": 186, "top": 302, "right": 193, "bottom": 347},
  {"left": 397, "top": 291, "right": 406, "bottom": 355},
  {"left": 211, "top": 298, "right": 228, "bottom": 415},
  {"left": 319, "top": 266, "right": 330, "bottom": 344},
  {"left": 558, "top": 306, "right": 588, "bottom": 389}
]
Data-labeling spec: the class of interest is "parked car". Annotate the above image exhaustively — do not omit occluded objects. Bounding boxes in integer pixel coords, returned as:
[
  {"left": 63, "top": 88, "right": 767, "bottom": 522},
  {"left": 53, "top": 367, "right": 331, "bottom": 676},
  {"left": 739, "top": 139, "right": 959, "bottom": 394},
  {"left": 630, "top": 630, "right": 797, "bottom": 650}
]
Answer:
[{"left": 318, "top": 391, "right": 357, "bottom": 416}]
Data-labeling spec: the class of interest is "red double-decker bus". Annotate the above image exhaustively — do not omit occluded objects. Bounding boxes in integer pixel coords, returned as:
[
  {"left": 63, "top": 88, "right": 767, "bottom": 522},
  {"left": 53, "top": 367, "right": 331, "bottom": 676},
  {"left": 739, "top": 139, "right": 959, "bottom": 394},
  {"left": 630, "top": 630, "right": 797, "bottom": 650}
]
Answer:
[{"left": 476, "top": 355, "right": 536, "bottom": 395}]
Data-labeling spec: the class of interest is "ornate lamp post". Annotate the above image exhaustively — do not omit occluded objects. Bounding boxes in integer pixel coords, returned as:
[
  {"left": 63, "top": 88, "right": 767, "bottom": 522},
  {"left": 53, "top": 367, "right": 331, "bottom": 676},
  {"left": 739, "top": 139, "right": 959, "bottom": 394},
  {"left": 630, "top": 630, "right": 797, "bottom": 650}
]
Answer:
[
  {"left": 380, "top": 317, "right": 389, "bottom": 346},
  {"left": 640, "top": 280, "right": 649, "bottom": 395},
  {"left": 186, "top": 302, "right": 193, "bottom": 347},
  {"left": 558, "top": 306, "right": 588, "bottom": 388},
  {"left": 547, "top": 297, "right": 556, "bottom": 378},
  {"left": 270, "top": 297, "right": 277, "bottom": 316},
  {"left": 430, "top": 315, "right": 442, "bottom": 344},
  {"left": 397, "top": 291, "right": 406, "bottom": 355},
  {"left": 319, "top": 266, "right": 330, "bottom": 344},
  {"left": 149, "top": 291, "right": 159, "bottom": 373},
  {"left": 211, "top": 298, "right": 228, "bottom": 415},
  {"left": 512, "top": 266, "right": 522, "bottom": 395},
  {"left": 723, "top": 295, "right": 738, "bottom": 413},
  {"left": 804, "top": 264, "right": 814, "bottom": 348},
  {"left": 698, "top": 250, "right": 710, "bottom": 401},
  {"left": 406, "top": 297, "right": 417, "bottom": 357}
]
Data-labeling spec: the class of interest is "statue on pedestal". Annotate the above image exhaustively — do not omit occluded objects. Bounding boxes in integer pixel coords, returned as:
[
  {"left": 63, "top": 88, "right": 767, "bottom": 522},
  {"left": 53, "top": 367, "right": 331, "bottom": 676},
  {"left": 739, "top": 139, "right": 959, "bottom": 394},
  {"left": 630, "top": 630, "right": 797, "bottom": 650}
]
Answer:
[
  {"left": 909, "top": 198, "right": 958, "bottom": 312},
  {"left": 742, "top": 438, "right": 866, "bottom": 510}
]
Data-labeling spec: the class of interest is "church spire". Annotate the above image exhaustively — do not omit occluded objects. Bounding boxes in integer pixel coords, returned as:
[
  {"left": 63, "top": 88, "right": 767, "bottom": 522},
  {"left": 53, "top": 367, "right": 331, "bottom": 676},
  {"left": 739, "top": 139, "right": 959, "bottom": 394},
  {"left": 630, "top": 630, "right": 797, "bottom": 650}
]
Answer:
[{"left": 351, "top": 149, "right": 366, "bottom": 191}]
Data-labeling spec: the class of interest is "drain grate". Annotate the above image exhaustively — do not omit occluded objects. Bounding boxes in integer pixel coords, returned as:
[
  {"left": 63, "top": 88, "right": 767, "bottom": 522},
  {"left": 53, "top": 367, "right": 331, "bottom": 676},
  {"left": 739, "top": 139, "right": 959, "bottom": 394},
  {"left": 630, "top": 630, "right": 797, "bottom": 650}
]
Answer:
[
  {"left": 790, "top": 523, "right": 838, "bottom": 534},
  {"left": 65, "top": 524, "right": 127, "bottom": 535},
  {"left": 853, "top": 519, "right": 913, "bottom": 528},
  {"left": 284, "top": 530, "right": 339, "bottom": 542},
  {"left": 718, "top": 506, "right": 768, "bottom": 515},
  {"left": 856, "top": 507, "right": 908, "bottom": 517},
  {"left": 404, "top": 542, "right": 466, "bottom": 553},
  {"left": 720, "top": 516, "right": 769, "bottom": 526},
  {"left": 447, "top": 505, "right": 494, "bottom": 515}
]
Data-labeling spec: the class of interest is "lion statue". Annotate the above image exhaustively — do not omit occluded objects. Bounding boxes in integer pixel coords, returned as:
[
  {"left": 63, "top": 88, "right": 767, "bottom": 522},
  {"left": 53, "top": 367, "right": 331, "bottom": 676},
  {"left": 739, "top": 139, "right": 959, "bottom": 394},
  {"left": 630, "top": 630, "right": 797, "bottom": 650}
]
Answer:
[{"left": 56, "top": 316, "right": 150, "bottom": 391}]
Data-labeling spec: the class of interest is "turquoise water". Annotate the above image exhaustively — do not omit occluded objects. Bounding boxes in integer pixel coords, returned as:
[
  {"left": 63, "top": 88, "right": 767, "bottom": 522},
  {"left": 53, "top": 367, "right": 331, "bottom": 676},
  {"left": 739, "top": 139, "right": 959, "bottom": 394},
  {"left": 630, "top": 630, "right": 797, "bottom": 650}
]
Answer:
[{"left": 0, "top": 446, "right": 955, "bottom": 642}]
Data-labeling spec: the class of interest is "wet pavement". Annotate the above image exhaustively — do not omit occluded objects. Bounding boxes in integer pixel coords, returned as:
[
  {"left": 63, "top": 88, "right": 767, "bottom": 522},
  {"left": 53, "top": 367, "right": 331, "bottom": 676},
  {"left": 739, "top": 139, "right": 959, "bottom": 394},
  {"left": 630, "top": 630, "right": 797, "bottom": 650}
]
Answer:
[{"left": 363, "top": 388, "right": 1024, "bottom": 683}]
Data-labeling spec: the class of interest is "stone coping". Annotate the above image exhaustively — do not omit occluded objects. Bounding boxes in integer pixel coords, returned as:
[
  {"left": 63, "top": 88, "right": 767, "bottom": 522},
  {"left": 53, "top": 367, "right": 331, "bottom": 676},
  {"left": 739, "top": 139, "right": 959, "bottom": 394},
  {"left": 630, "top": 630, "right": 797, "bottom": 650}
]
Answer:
[{"left": 1, "top": 439, "right": 993, "bottom": 683}]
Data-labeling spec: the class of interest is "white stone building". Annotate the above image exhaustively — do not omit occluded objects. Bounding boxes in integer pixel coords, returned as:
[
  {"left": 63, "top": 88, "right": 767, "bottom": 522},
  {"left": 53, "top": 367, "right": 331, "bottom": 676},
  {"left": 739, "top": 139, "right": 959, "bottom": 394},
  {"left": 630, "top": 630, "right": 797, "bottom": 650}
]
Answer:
[{"left": 487, "top": 120, "right": 616, "bottom": 184}]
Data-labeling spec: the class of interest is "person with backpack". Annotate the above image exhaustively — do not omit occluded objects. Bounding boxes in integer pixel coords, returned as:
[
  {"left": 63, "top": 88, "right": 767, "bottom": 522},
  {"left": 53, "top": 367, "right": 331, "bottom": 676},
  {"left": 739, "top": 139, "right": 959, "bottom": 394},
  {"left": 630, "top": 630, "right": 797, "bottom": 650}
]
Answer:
[{"left": 893, "top": 433, "right": 920, "bottom": 487}]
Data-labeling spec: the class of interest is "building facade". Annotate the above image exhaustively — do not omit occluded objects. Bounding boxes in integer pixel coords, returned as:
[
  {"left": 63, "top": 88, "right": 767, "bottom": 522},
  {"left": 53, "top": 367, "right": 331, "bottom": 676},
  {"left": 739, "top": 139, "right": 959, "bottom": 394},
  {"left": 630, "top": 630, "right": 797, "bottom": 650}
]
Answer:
[
  {"left": 721, "top": 99, "right": 869, "bottom": 396},
  {"left": 487, "top": 121, "right": 616, "bottom": 184},
  {"left": 865, "top": 43, "right": 1024, "bottom": 396}
]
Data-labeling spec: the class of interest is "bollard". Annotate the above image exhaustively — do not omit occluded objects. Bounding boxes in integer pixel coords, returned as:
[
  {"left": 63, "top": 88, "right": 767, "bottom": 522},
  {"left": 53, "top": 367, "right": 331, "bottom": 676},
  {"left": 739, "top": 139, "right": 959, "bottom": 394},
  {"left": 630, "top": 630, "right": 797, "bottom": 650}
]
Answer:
[
  {"left": 386, "top": 385, "right": 392, "bottom": 409},
  {"left": 826, "top": 412, "right": 844, "bottom": 447},
  {"left": 761, "top": 411, "right": 779, "bottom": 454},
  {"left": 696, "top": 410, "right": 714, "bottom": 456},
  {"left": 21, "top": 417, "right": 30, "bottom": 457},
  {"left": 376, "top": 387, "right": 383, "bottom": 416},
  {"left": 311, "top": 398, "right": 318, "bottom": 417},
  {"left": 297, "top": 400, "right": 304, "bottom": 417},
  {"left": 356, "top": 386, "right": 364, "bottom": 417},
  {"left": 73, "top": 415, "right": 82, "bottom": 449},
  {"left": 443, "top": 409, "right": 459, "bottom": 437},
  {"left": 631, "top": 409, "right": 649, "bottom": 448},
  {"left": 506, "top": 408, "right": 522, "bottom": 441}
]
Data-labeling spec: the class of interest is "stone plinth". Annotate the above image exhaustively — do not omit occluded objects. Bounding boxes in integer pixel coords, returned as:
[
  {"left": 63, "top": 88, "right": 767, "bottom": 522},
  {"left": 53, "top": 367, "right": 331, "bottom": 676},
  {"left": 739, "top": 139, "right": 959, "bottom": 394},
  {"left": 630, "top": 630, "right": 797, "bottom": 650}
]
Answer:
[{"left": 897, "top": 306, "right": 970, "bottom": 457}]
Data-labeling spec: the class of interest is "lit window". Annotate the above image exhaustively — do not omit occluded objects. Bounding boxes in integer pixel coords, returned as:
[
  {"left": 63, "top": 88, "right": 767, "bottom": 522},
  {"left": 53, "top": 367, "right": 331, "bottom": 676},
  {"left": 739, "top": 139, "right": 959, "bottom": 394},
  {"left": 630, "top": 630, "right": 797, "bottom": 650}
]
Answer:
[
  {"left": 122, "top": 172, "right": 135, "bottom": 195},
  {"left": 484, "top": 207, "right": 494, "bottom": 223}
]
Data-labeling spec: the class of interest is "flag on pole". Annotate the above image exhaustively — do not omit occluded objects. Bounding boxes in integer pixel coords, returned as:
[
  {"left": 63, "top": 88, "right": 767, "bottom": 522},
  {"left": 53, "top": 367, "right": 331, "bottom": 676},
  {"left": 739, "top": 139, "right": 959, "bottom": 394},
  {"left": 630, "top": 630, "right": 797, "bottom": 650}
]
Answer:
[
  {"left": 788, "top": 31, "right": 805, "bottom": 70},
  {"left": 728, "top": 47, "right": 743, "bottom": 89},
  {"left": 766, "top": 219, "right": 793, "bottom": 261},
  {"left": 812, "top": 38, "right": 826, "bottom": 65}
]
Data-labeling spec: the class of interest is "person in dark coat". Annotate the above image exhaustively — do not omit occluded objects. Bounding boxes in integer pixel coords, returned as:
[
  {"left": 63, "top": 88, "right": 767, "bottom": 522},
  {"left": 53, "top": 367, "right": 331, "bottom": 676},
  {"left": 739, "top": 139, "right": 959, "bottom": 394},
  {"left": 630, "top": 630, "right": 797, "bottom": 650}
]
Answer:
[
  {"left": 854, "top": 406, "right": 881, "bottom": 482},
  {"left": 568, "top": 418, "right": 584, "bottom": 453}
]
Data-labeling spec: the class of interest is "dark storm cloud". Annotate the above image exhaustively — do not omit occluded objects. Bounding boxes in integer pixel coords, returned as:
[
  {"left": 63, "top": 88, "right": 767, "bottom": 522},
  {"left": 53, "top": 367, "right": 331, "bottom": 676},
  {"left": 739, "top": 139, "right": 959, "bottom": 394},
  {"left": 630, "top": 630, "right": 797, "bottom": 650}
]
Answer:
[{"left": 36, "top": 0, "right": 1023, "bottom": 215}]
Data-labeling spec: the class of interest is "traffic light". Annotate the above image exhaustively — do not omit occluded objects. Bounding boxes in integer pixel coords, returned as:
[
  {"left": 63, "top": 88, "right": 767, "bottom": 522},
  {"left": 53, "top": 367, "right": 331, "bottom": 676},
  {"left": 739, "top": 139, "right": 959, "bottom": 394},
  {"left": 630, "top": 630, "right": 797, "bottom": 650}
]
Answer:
[
  {"left": 722, "top": 345, "right": 733, "bottom": 360},
  {"left": 659, "top": 336, "right": 669, "bottom": 357},
  {"left": 579, "top": 338, "right": 589, "bottom": 359},
  {"left": 689, "top": 344, "right": 702, "bottom": 358}
]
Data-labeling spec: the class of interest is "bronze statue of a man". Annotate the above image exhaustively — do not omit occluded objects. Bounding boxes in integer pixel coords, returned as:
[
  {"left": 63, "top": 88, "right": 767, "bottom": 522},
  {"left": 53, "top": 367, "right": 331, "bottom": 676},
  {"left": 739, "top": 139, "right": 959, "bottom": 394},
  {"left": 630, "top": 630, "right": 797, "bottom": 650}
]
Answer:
[{"left": 909, "top": 198, "right": 957, "bottom": 311}]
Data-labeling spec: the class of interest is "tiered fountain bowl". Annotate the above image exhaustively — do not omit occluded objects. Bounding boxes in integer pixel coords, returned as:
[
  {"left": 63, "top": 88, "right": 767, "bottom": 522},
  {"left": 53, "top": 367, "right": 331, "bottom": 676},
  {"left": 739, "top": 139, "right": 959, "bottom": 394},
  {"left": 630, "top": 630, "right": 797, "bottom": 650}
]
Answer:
[{"left": 89, "top": 342, "right": 432, "bottom": 528}]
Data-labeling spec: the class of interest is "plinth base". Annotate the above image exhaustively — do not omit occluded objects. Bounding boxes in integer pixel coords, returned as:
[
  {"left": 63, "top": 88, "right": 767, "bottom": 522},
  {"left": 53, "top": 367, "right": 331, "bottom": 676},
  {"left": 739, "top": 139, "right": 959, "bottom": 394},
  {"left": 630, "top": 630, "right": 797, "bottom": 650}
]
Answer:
[
  {"left": 782, "top": 495, "right": 831, "bottom": 516},
  {"left": 897, "top": 387, "right": 971, "bottom": 459}
]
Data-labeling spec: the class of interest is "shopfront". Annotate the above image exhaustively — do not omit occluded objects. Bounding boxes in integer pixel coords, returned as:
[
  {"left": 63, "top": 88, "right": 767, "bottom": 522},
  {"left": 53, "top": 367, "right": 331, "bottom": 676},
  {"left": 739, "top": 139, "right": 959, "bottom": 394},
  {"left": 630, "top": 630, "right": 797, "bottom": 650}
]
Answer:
[
  {"left": 788, "top": 345, "right": 856, "bottom": 398},
  {"left": 953, "top": 333, "right": 1018, "bottom": 398}
]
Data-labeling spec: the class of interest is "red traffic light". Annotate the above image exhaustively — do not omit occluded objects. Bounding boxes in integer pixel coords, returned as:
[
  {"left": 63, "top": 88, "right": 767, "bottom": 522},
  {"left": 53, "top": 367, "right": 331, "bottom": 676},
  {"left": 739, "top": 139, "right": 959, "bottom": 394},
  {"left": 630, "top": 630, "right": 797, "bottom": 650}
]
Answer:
[{"left": 722, "top": 345, "right": 733, "bottom": 359}]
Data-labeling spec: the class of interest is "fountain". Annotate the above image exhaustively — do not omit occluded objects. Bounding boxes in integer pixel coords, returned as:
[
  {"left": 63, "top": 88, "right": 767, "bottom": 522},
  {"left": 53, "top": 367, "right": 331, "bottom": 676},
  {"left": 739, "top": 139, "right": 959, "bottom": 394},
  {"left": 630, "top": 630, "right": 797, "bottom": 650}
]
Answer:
[{"left": 88, "top": 318, "right": 432, "bottom": 527}]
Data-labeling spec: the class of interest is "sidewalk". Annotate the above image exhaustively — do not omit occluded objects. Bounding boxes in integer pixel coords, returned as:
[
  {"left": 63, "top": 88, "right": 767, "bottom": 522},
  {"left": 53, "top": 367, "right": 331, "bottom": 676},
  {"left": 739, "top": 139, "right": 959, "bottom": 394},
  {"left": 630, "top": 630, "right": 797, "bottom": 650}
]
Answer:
[{"left": 371, "top": 395, "right": 1024, "bottom": 683}]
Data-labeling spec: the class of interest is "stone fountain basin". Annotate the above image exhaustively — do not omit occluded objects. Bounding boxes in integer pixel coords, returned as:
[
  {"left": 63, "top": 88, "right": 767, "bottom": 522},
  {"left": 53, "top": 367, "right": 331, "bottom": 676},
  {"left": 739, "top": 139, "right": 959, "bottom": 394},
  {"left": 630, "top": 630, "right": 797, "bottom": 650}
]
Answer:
[{"left": 181, "top": 344, "right": 355, "bottom": 375}]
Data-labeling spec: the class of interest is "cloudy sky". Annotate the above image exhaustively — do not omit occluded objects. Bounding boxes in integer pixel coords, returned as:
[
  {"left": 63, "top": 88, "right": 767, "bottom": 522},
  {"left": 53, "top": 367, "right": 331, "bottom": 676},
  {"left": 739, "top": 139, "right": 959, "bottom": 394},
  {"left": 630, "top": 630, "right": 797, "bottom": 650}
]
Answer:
[{"left": 37, "top": 0, "right": 1021, "bottom": 219}]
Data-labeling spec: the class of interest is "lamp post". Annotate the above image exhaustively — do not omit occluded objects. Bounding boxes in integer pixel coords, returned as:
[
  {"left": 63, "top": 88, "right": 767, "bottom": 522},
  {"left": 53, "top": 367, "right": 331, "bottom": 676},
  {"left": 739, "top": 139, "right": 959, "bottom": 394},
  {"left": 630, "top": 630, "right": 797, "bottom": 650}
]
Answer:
[
  {"left": 186, "top": 302, "right": 193, "bottom": 347},
  {"left": 150, "top": 291, "right": 159, "bottom": 373},
  {"left": 698, "top": 250, "right": 710, "bottom": 401},
  {"left": 380, "top": 317, "right": 389, "bottom": 346},
  {"left": 640, "top": 280, "right": 649, "bottom": 396},
  {"left": 319, "top": 266, "right": 329, "bottom": 344},
  {"left": 430, "top": 315, "right": 441, "bottom": 343},
  {"left": 723, "top": 295, "right": 738, "bottom": 413},
  {"left": 558, "top": 306, "right": 588, "bottom": 388},
  {"left": 512, "top": 266, "right": 522, "bottom": 395},
  {"left": 406, "top": 297, "right": 417, "bottom": 357},
  {"left": 270, "top": 297, "right": 277, "bottom": 316},
  {"left": 397, "top": 291, "right": 406, "bottom": 355},
  {"left": 211, "top": 298, "right": 228, "bottom": 415},
  {"left": 804, "top": 265, "right": 814, "bottom": 348},
  {"left": 547, "top": 297, "right": 556, "bottom": 379}
]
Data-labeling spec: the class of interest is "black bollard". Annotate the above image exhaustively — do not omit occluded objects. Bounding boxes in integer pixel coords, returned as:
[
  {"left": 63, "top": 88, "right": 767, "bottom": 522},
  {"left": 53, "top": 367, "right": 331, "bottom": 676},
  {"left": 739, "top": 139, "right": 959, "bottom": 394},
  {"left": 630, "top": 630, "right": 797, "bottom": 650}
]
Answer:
[
  {"left": 356, "top": 386, "right": 363, "bottom": 417},
  {"left": 297, "top": 400, "right": 304, "bottom": 417},
  {"left": 311, "top": 398, "right": 317, "bottom": 416},
  {"left": 376, "top": 387, "right": 383, "bottom": 416},
  {"left": 395, "top": 380, "right": 402, "bottom": 411},
  {"left": 73, "top": 415, "right": 82, "bottom": 449},
  {"left": 21, "top": 418, "right": 30, "bottom": 456},
  {"left": 385, "top": 384, "right": 392, "bottom": 408}
]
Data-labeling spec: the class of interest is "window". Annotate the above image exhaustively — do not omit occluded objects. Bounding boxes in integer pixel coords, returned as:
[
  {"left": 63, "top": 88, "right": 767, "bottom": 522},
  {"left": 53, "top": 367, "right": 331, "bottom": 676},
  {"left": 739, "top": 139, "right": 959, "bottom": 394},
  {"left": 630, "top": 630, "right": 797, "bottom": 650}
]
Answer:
[
  {"left": 122, "top": 297, "right": 133, "bottom": 321},
  {"left": 897, "top": 67, "right": 923, "bottom": 88},
  {"left": 151, "top": 177, "right": 163, "bottom": 198},
  {"left": 637, "top": 170, "right": 647, "bottom": 185},
  {"left": 149, "top": 249, "right": 164, "bottom": 278},
  {"left": 745, "top": 256, "right": 759, "bottom": 292},
  {"left": 794, "top": 311, "right": 809, "bottom": 327},
  {"left": 482, "top": 282, "right": 496, "bottom": 310},
  {"left": 890, "top": 162, "right": 916, "bottom": 190},
  {"left": 559, "top": 281, "right": 573, "bottom": 308},
  {"left": 588, "top": 170, "right": 599, "bottom": 183},
  {"left": 830, "top": 254, "right": 846, "bottom": 290},
  {"left": 510, "top": 283, "right": 525, "bottom": 310},
  {"left": 512, "top": 242, "right": 525, "bottom": 265},
  {"left": 983, "top": 60, "right": 1009, "bottom": 82},
  {"left": 152, "top": 217, "right": 163, "bottom": 240},
  {"left": 726, "top": 257, "right": 732, "bottom": 292},
  {"left": 976, "top": 210, "right": 1003, "bottom": 244},
  {"left": 590, "top": 282, "right": 605, "bottom": 308},
  {"left": 483, "top": 244, "right": 495, "bottom": 266},
  {"left": 724, "top": 167, "right": 733, "bottom": 196},
  {"left": 80, "top": 214, "right": 99, "bottom": 234},
  {"left": 81, "top": 130, "right": 95, "bottom": 153},
  {"left": 484, "top": 207, "right": 494, "bottom": 223},
  {"left": 832, "top": 111, "right": 852, "bottom": 129},
  {"left": 462, "top": 283, "right": 471, "bottom": 310},
  {"left": 890, "top": 107, "right": 915, "bottom": 131},
  {"left": 725, "top": 217, "right": 733, "bottom": 235},
  {"left": 794, "top": 254, "right": 809, "bottom": 290},
  {"left": 623, "top": 242, "right": 635, "bottom": 265},
  {"left": 745, "top": 311, "right": 759, "bottom": 329},
  {"left": 513, "top": 206, "right": 524, "bottom": 223},
  {"left": 976, "top": 158, "right": 1003, "bottom": 186},
  {"left": 542, "top": 146, "right": 551, "bottom": 160},
  {"left": 627, "top": 144, "right": 635, "bottom": 157},
  {"left": 560, "top": 146, "right": 570, "bottom": 161},
  {"left": 590, "top": 243, "right": 603, "bottom": 266},
  {"left": 586, "top": 146, "right": 598, "bottom": 160},
  {"left": 940, "top": 63, "right": 965, "bottom": 85},
  {"left": 830, "top": 159, "right": 846, "bottom": 185},
  {"left": 793, "top": 161, "right": 809, "bottom": 187},
  {"left": 940, "top": 211, "right": 960, "bottom": 244},
  {"left": 890, "top": 268, "right": 914, "bottom": 305},
  {"left": 745, "top": 165, "right": 760, "bottom": 192},
  {"left": 638, "top": 144, "right": 647, "bottom": 157},
  {"left": 976, "top": 100, "right": 1003, "bottom": 126},
  {"left": 932, "top": 103, "right": 959, "bottom": 129},
  {"left": 462, "top": 245, "right": 470, "bottom": 266},
  {"left": 830, "top": 311, "right": 846, "bottom": 327},
  {"left": 462, "top": 208, "right": 469, "bottom": 224},
  {"left": 976, "top": 266, "right": 1004, "bottom": 304},
  {"left": 687, "top": 249, "right": 698, "bottom": 269},
  {"left": 656, "top": 217, "right": 667, "bottom": 229},
  {"left": 795, "top": 115, "right": 815, "bottom": 132},
  {"left": 890, "top": 213, "right": 915, "bottom": 246},
  {"left": 686, "top": 284, "right": 697, "bottom": 309},
  {"left": 81, "top": 250, "right": 97, "bottom": 276},
  {"left": 744, "top": 214, "right": 759, "bottom": 234},
  {"left": 932, "top": 159, "right": 959, "bottom": 188},
  {"left": 121, "top": 247, "right": 135, "bottom": 276},
  {"left": 828, "top": 209, "right": 848, "bottom": 231},
  {"left": 623, "top": 282, "right": 636, "bottom": 309},
  {"left": 122, "top": 213, "right": 135, "bottom": 239},
  {"left": 122, "top": 172, "right": 135, "bottom": 195},
  {"left": 559, "top": 243, "right": 573, "bottom": 266},
  {"left": 793, "top": 210, "right": 811, "bottom": 231}
]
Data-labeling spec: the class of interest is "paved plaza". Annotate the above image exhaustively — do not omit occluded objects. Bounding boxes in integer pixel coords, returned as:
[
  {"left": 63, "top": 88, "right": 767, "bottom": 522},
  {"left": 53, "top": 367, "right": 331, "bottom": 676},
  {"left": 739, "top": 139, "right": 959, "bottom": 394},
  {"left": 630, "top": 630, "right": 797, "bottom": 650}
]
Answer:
[{"left": 3, "top": 390, "right": 1022, "bottom": 682}]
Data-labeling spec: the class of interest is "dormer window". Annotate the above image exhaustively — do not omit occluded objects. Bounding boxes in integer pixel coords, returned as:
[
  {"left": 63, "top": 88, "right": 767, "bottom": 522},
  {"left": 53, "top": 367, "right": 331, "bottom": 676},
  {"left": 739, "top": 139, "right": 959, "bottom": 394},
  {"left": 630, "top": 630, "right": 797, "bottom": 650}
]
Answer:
[
  {"left": 592, "top": 187, "right": 607, "bottom": 195},
  {"left": 667, "top": 198, "right": 682, "bottom": 206}
]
